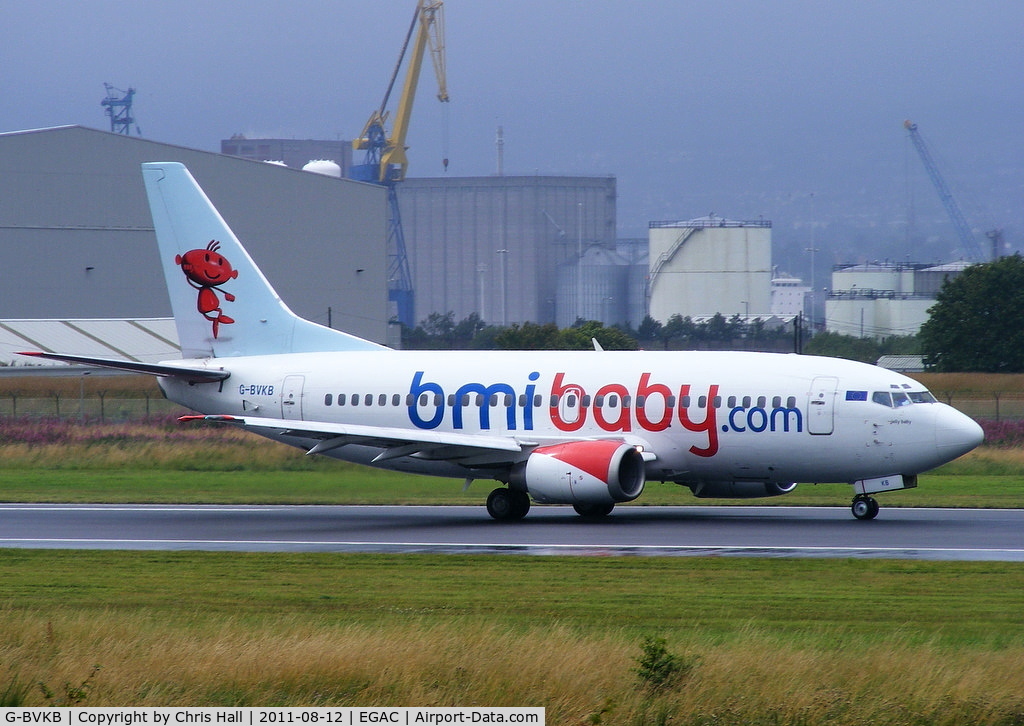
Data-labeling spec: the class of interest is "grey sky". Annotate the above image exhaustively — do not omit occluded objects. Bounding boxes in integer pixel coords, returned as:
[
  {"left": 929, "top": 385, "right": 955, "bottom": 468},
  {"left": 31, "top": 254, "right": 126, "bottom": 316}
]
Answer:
[{"left": 4, "top": 1, "right": 1022, "bottom": 273}]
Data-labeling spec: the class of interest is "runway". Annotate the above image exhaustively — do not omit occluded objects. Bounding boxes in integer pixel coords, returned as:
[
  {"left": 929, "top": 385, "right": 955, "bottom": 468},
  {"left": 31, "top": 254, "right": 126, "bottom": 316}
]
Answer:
[{"left": 1, "top": 503, "right": 1023, "bottom": 560}]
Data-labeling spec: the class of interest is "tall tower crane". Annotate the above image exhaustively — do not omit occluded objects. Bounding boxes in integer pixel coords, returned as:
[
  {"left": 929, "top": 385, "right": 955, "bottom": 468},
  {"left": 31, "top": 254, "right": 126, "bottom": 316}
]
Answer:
[
  {"left": 903, "top": 120, "right": 993, "bottom": 261},
  {"left": 101, "top": 83, "right": 140, "bottom": 136},
  {"left": 352, "top": 0, "right": 448, "bottom": 327}
]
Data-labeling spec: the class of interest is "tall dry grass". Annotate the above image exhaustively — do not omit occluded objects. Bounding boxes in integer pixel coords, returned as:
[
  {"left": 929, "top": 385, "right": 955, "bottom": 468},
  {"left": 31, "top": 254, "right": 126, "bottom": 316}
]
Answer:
[{"left": 2, "top": 610, "right": 1023, "bottom": 723}]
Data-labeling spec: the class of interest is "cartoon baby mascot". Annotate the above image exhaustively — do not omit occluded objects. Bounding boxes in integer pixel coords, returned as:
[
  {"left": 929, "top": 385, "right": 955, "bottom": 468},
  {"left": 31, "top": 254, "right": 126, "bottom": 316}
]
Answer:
[{"left": 176, "top": 240, "right": 239, "bottom": 338}]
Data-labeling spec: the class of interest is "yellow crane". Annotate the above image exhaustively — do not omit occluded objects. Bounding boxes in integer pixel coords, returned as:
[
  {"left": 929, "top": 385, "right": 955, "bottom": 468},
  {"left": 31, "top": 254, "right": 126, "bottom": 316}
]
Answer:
[
  {"left": 350, "top": 0, "right": 448, "bottom": 327},
  {"left": 352, "top": 0, "right": 448, "bottom": 184}
]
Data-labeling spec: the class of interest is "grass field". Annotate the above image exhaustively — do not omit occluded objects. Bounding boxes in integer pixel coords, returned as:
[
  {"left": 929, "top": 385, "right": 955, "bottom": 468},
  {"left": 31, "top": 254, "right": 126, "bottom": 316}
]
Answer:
[
  {"left": 2, "top": 551, "right": 1024, "bottom": 724},
  {"left": 0, "top": 393, "right": 1022, "bottom": 722}
]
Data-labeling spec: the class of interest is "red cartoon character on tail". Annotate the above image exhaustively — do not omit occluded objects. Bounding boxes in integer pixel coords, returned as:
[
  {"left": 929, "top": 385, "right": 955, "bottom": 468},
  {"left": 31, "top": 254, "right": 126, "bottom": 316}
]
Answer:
[{"left": 176, "top": 240, "right": 238, "bottom": 338}]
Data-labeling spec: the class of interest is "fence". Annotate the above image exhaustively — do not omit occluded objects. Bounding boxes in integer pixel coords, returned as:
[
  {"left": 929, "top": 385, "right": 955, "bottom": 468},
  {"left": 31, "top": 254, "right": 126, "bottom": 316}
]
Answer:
[{"left": 0, "top": 393, "right": 186, "bottom": 421}]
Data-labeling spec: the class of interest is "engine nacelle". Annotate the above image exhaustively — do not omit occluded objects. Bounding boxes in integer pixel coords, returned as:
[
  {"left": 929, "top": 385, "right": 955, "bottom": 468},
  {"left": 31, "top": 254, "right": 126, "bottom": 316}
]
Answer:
[
  {"left": 511, "top": 440, "right": 646, "bottom": 505},
  {"left": 687, "top": 480, "right": 798, "bottom": 499}
]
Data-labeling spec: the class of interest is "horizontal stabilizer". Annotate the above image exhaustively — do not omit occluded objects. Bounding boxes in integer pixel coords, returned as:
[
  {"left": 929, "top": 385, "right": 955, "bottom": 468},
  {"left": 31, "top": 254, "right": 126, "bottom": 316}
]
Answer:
[{"left": 17, "top": 352, "right": 229, "bottom": 383}]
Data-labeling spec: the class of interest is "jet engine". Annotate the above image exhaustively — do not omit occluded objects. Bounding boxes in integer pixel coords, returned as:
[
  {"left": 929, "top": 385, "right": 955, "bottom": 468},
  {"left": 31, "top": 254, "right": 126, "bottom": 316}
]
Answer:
[
  {"left": 686, "top": 480, "right": 798, "bottom": 499},
  {"left": 510, "top": 440, "right": 646, "bottom": 506}
]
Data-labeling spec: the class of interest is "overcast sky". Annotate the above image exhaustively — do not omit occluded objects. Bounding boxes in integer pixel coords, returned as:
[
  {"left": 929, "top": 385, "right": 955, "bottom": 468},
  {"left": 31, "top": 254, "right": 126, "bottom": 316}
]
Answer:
[{"left": 4, "top": 1, "right": 1022, "bottom": 272}]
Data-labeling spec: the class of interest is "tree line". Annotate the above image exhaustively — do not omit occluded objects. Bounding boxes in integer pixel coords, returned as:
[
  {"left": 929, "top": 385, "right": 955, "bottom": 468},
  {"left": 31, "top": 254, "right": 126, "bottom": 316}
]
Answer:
[{"left": 402, "top": 254, "right": 1024, "bottom": 371}]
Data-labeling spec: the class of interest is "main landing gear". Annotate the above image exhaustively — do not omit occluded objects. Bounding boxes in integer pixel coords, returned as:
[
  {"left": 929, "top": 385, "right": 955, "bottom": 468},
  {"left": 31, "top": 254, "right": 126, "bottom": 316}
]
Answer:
[
  {"left": 486, "top": 487, "right": 531, "bottom": 521},
  {"left": 851, "top": 494, "right": 880, "bottom": 521}
]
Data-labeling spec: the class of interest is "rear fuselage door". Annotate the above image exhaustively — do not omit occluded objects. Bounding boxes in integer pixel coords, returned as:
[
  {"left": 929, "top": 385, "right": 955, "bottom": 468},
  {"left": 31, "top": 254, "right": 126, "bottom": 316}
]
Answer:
[
  {"left": 807, "top": 376, "right": 839, "bottom": 435},
  {"left": 281, "top": 375, "right": 305, "bottom": 420}
]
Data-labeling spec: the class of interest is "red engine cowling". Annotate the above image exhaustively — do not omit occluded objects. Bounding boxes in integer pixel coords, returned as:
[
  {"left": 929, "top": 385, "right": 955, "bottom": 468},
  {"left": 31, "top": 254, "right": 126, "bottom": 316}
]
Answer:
[{"left": 511, "top": 440, "right": 646, "bottom": 505}]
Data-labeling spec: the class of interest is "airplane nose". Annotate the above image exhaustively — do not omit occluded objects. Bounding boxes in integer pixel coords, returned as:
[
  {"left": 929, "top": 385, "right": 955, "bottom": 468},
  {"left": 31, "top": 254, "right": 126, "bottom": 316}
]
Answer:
[{"left": 934, "top": 405, "right": 984, "bottom": 457}]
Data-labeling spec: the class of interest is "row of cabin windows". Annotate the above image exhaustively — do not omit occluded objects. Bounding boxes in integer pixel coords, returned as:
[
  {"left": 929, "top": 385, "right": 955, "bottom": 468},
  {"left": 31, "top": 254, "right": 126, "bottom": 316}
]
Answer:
[{"left": 323, "top": 393, "right": 800, "bottom": 410}]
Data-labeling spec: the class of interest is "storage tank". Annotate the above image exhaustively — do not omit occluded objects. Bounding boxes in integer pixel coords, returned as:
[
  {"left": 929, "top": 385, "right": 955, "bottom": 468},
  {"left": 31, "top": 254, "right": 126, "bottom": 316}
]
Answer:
[
  {"left": 556, "top": 246, "right": 629, "bottom": 327},
  {"left": 647, "top": 217, "right": 772, "bottom": 323},
  {"left": 302, "top": 159, "right": 342, "bottom": 178}
]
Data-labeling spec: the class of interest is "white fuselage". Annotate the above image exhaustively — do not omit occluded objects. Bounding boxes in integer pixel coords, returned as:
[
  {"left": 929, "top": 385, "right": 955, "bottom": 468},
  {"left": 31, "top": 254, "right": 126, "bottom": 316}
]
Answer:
[{"left": 160, "top": 349, "right": 982, "bottom": 485}]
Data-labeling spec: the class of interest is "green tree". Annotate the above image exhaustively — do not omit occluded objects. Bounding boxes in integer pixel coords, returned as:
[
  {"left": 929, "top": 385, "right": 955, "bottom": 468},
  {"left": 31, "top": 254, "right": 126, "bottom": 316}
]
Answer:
[
  {"left": 920, "top": 255, "right": 1024, "bottom": 372},
  {"left": 803, "top": 331, "right": 881, "bottom": 363}
]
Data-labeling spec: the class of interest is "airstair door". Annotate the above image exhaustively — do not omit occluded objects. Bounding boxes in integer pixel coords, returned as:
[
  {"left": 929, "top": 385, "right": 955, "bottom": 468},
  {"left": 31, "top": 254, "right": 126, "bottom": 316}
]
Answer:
[
  {"left": 807, "top": 376, "right": 839, "bottom": 435},
  {"left": 281, "top": 375, "right": 305, "bottom": 420}
]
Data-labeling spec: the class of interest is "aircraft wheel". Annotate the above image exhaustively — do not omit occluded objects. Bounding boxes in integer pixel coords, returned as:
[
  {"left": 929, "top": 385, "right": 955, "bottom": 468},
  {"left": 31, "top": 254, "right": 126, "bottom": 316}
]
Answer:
[
  {"left": 510, "top": 489, "right": 531, "bottom": 519},
  {"left": 573, "top": 502, "right": 615, "bottom": 518},
  {"left": 487, "top": 487, "right": 529, "bottom": 521},
  {"left": 851, "top": 495, "right": 879, "bottom": 521}
]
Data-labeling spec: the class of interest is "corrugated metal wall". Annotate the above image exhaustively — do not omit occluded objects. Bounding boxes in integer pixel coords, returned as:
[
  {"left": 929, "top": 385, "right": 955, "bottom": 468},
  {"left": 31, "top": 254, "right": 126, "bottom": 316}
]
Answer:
[
  {"left": 399, "top": 175, "right": 616, "bottom": 326},
  {"left": 0, "top": 126, "right": 389, "bottom": 344}
]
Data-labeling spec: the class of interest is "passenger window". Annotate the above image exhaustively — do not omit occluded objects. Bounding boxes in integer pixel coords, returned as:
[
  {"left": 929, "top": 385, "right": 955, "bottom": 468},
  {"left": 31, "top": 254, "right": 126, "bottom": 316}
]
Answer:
[
  {"left": 392, "top": 394, "right": 401, "bottom": 406},
  {"left": 608, "top": 395, "right": 619, "bottom": 408},
  {"left": 594, "top": 395, "right": 605, "bottom": 407},
  {"left": 772, "top": 396, "right": 781, "bottom": 408},
  {"left": 447, "top": 394, "right": 456, "bottom": 406},
  {"left": 504, "top": 394, "right": 513, "bottom": 407},
  {"left": 352, "top": 394, "right": 360, "bottom": 407},
  {"left": 581, "top": 395, "right": 592, "bottom": 407},
  {"left": 419, "top": 394, "right": 428, "bottom": 407},
  {"left": 727, "top": 396, "right": 736, "bottom": 408},
  {"left": 339, "top": 394, "right": 347, "bottom": 406},
  {"left": 406, "top": 394, "right": 415, "bottom": 406},
  {"left": 622, "top": 395, "right": 631, "bottom": 408},
  {"left": 364, "top": 394, "right": 373, "bottom": 406},
  {"left": 566, "top": 395, "right": 577, "bottom": 407},
  {"left": 378, "top": 394, "right": 387, "bottom": 407},
  {"left": 667, "top": 396, "right": 676, "bottom": 407},
  {"left": 712, "top": 396, "right": 722, "bottom": 408},
  {"left": 872, "top": 391, "right": 893, "bottom": 407},
  {"left": 698, "top": 396, "right": 707, "bottom": 408},
  {"left": 533, "top": 394, "right": 542, "bottom": 407},
  {"left": 786, "top": 396, "right": 796, "bottom": 408},
  {"left": 550, "top": 395, "right": 559, "bottom": 407},
  {"left": 757, "top": 396, "right": 767, "bottom": 408},
  {"left": 680, "top": 395, "right": 690, "bottom": 407},
  {"left": 433, "top": 394, "right": 442, "bottom": 406},
  {"left": 742, "top": 396, "right": 751, "bottom": 408},
  {"left": 324, "top": 394, "right": 333, "bottom": 406}
]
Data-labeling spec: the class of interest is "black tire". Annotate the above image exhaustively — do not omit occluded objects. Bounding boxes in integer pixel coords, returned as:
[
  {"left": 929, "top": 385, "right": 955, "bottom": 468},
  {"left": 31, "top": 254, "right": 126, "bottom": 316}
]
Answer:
[
  {"left": 487, "top": 487, "right": 529, "bottom": 521},
  {"left": 852, "top": 495, "right": 878, "bottom": 521},
  {"left": 573, "top": 502, "right": 615, "bottom": 518},
  {"left": 510, "top": 489, "right": 531, "bottom": 519}
]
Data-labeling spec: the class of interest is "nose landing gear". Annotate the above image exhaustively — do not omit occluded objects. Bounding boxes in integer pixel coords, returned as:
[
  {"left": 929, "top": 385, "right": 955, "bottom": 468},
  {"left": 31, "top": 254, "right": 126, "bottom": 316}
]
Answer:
[{"left": 851, "top": 494, "right": 880, "bottom": 520}]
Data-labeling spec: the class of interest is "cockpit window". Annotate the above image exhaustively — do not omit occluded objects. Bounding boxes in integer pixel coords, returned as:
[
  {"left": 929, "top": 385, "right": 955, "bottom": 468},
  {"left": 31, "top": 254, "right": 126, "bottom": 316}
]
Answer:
[
  {"left": 872, "top": 391, "right": 893, "bottom": 407},
  {"left": 908, "top": 391, "right": 937, "bottom": 404},
  {"left": 892, "top": 391, "right": 912, "bottom": 407}
]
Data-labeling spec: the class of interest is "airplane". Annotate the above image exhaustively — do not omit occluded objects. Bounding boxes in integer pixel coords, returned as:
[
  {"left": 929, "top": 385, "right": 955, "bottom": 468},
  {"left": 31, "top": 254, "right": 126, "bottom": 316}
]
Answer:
[{"left": 20, "top": 162, "right": 984, "bottom": 522}]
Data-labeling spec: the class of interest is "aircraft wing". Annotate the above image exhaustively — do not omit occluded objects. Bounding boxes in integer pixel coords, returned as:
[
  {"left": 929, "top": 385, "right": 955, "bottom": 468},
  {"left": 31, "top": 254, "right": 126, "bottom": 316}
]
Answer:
[
  {"left": 180, "top": 414, "right": 531, "bottom": 465},
  {"left": 17, "top": 352, "right": 230, "bottom": 383}
]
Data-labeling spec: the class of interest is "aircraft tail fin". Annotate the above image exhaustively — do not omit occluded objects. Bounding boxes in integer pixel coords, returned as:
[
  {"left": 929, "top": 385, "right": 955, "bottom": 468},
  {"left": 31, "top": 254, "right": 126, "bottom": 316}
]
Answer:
[{"left": 141, "top": 162, "right": 386, "bottom": 358}]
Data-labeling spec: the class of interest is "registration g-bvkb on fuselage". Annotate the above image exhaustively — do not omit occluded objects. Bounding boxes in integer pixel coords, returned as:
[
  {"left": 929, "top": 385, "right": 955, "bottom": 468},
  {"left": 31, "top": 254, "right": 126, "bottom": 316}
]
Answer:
[{"left": 22, "top": 163, "right": 984, "bottom": 521}]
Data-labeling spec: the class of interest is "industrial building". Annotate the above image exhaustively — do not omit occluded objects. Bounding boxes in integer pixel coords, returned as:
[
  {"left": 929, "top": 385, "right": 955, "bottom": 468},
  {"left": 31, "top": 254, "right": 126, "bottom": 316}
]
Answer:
[
  {"left": 0, "top": 126, "right": 390, "bottom": 345},
  {"left": 826, "top": 261, "right": 968, "bottom": 339},
  {"left": 647, "top": 217, "right": 773, "bottom": 324},
  {"left": 220, "top": 135, "right": 353, "bottom": 174},
  {"left": 398, "top": 175, "right": 618, "bottom": 326}
]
